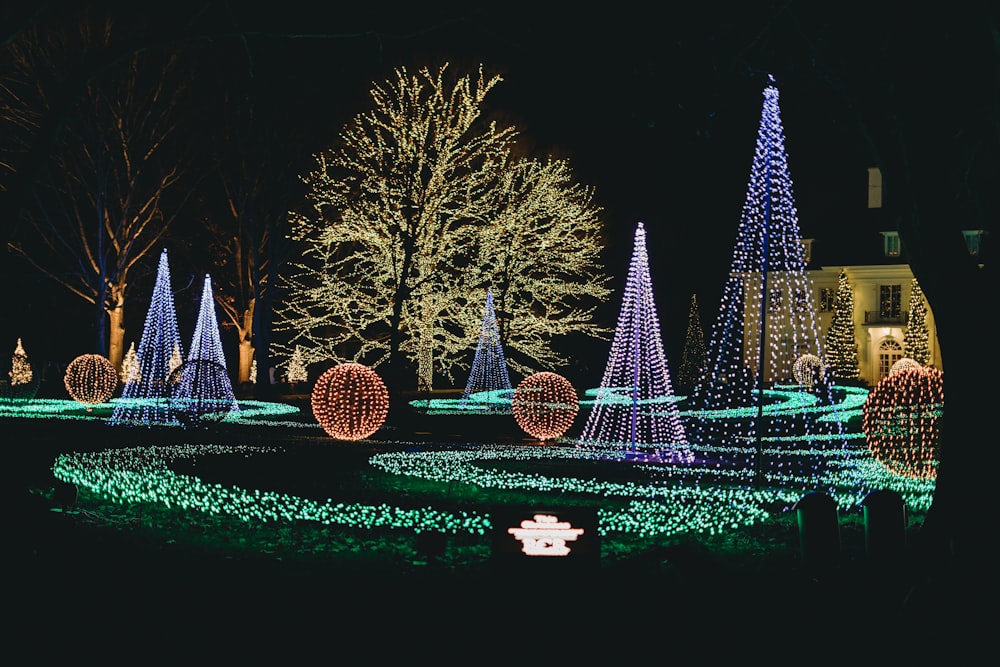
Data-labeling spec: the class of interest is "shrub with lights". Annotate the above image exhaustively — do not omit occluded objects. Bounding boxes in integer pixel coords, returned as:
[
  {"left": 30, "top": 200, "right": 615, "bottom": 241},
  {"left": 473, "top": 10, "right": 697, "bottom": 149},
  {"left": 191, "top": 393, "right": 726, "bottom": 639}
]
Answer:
[
  {"left": 0, "top": 337, "right": 39, "bottom": 403},
  {"left": 64, "top": 354, "right": 118, "bottom": 405},
  {"left": 792, "top": 354, "right": 826, "bottom": 387},
  {"left": 862, "top": 366, "right": 943, "bottom": 479},
  {"left": 311, "top": 362, "right": 389, "bottom": 440},
  {"left": 890, "top": 357, "right": 921, "bottom": 375},
  {"left": 512, "top": 371, "right": 578, "bottom": 440}
]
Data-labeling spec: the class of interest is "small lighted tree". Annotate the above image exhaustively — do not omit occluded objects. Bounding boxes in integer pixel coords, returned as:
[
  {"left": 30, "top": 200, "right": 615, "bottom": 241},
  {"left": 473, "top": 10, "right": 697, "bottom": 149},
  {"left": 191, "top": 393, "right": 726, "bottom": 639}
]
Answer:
[
  {"left": 286, "top": 345, "right": 308, "bottom": 386},
  {"left": 824, "top": 270, "right": 860, "bottom": 381},
  {"left": 169, "top": 274, "right": 239, "bottom": 423},
  {"left": 577, "top": 222, "right": 688, "bottom": 458},
  {"left": 9, "top": 338, "right": 32, "bottom": 385},
  {"left": 109, "top": 248, "right": 184, "bottom": 426},
  {"left": 903, "top": 278, "right": 930, "bottom": 365},
  {"left": 120, "top": 341, "right": 140, "bottom": 384},
  {"left": 461, "top": 287, "right": 513, "bottom": 413},
  {"left": 677, "top": 293, "right": 707, "bottom": 395}
]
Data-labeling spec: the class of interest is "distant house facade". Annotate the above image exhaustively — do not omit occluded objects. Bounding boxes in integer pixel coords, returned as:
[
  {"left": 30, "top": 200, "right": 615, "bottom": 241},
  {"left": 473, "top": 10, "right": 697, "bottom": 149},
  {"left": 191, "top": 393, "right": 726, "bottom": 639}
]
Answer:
[{"left": 741, "top": 229, "right": 985, "bottom": 387}]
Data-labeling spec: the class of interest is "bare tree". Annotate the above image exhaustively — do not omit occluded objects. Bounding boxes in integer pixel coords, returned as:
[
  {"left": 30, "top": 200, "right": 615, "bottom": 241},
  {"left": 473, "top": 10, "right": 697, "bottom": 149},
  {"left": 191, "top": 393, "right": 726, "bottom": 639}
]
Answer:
[{"left": 3, "top": 11, "right": 200, "bottom": 369}]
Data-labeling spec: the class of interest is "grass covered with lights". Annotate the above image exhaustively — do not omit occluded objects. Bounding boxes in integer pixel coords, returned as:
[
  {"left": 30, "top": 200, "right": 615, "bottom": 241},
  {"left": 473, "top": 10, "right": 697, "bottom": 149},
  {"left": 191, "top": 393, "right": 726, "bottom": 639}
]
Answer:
[{"left": 12, "top": 382, "right": 938, "bottom": 571}]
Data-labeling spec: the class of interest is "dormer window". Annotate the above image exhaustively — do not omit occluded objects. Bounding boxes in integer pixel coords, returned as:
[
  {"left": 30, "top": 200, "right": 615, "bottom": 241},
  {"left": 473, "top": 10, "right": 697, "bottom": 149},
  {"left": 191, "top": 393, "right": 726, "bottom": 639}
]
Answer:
[
  {"left": 881, "top": 231, "right": 901, "bottom": 258},
  {"left": 799, "top": 238, "right": 813, "bottom": 265},
  {"left": 963, "top": 230, "right": 985, "bottom": 256}
]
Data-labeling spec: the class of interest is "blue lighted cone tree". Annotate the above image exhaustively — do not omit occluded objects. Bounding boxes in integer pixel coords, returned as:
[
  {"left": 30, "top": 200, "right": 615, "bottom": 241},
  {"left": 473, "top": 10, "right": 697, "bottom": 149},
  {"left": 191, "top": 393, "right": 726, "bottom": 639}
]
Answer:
[
  {"left": 460, "top": 287, "right": 513, "bottom": 413},
  {"left": 691, "top": 75, "right": 845, "bottom": 479},
  {"left": 577, "top": 222, "right": 688, "bottom": 460},
  {"left": 169, "top": 274, "right": 240, "bottom": 424},
  {"left": 109, "top": 248, "right": 184, "bottom": 426}
]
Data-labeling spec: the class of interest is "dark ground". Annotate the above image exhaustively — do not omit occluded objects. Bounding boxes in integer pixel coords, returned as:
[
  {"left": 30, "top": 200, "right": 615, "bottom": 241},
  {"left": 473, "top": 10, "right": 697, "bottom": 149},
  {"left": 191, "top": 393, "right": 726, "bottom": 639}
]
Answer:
[{"left": 4, "top": 407, "right": 989, "bottom": 662}]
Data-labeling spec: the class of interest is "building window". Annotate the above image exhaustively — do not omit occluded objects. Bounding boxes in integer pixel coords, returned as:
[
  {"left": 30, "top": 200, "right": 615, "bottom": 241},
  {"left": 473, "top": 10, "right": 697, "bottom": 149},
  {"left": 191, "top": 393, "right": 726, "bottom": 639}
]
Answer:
[
  {"left": 768, "top": 288, "right": 782, "bottom": 313},
  {"left": 881, "top": 231, "right": 901, "bottom": 257},
  {"left": 878, "top": 339, "right": 903, "bottom": 380},
  {"left": 819, "top": 287, "right": 835, "bottom": 312},
  {"left": 793, "top": 288, "right": 808, "bottom": 312},
  {"left": 879, "top": 284, "right": 902, "bottom": 319}
]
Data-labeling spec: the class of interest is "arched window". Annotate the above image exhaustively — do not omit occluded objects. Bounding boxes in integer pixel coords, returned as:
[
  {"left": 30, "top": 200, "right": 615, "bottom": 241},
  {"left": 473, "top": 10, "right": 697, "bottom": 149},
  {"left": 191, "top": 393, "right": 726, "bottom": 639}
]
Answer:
[{"left": 878, "top": 338, "right": 903, "bottom": 380}]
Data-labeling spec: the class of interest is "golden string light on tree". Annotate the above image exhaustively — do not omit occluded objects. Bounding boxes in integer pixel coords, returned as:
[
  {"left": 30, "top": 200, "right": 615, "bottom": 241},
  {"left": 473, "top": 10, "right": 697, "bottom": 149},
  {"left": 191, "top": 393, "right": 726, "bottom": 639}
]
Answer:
[
  {"left": 64, "top": 354, "right": 118, "bottom": 405},
  {"left": 862, "top": 366, "right": 943, "bottom": 479},
  {"left": 311, "top": 362, "right": 389, "bottom": 441},
  {"left": 512, "top": 371, "right": 579, "bottom": 440}
]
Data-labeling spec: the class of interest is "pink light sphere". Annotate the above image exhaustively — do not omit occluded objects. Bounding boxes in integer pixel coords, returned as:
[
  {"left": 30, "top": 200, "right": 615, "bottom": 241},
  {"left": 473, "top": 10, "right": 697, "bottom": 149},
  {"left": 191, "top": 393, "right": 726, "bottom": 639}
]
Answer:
[
  {"left": 64, "top": 354, "right": 118, "bottom": 405},
  {"left": 512, "top": 371, "right": 579, "bottom": 440},
  {"left": 862, "top": 366, "right": 944, "bottom": 479},
  {"left": 311, "top": 362, "right": 389, "bottom": 441}
]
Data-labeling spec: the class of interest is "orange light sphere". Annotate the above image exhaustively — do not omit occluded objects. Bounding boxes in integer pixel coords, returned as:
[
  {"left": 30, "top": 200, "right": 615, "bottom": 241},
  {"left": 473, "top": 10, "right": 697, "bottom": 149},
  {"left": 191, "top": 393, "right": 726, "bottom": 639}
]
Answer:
[
  {"left": 311, "top": 362, "right": 389, "bottom": 441},
  {"left": 862, "top": 366, "right": 944, "bottom": 479},
  {"left": 64, "top": 354, "right": 118, "bottom": 405},
  {"left": 512, "top": 371, "right": 579, "bottom": 440}
]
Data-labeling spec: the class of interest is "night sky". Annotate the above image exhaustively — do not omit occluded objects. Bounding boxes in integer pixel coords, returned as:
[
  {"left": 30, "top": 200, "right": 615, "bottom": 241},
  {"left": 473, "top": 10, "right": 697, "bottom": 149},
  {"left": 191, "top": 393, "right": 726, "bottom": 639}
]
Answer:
[{"left": 1, "top": 3, "right": 880, "bottom": 388}]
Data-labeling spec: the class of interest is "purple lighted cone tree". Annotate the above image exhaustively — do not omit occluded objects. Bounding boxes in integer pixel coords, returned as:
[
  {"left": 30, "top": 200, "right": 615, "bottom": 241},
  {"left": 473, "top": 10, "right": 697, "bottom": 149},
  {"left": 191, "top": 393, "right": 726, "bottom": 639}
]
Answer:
[
  {"left": 109, "top": 248, "right": 184, "bottom": 426},
  {"left": 460, "top": 287, "right": 513, "bottom": 413},
  {"left": 577, "top": 222, "right": 688, "bottom": 458},
  {"left": 169, "top": 274, "right": 240, "bottom": 424},
  {"left": 691, "top": 75, "right": 844, "bottom": 469}
]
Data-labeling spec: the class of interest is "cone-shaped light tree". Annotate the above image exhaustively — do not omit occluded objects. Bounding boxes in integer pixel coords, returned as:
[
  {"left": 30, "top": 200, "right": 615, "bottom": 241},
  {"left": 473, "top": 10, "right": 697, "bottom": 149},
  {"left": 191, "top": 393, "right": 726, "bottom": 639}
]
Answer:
[
  {"left": 170, "top": 274, "right": 239, "bottom": 421},
  {"left": 461, "top": 287, "right": 513, "bottom": 413},
  {"left": 692, "top": 76, "right": 844, "bottom": 472},
  {"left": 9, "top": 338, "right": 32, "bottom": 385},
  {"left": 677, "top": 293, "right": 707, "bottom": 395},
  {"left": 577, "top": 222, "right": 688, "bottom": 458},
  {"left": 824, "top": 270, "right": 860, "bottom": 381},
  {"left": 903, "top": 278, "right": 930, "bottom": 365},
  {"left": 109, "top": 249, "right": 184, "bottom": 426}
]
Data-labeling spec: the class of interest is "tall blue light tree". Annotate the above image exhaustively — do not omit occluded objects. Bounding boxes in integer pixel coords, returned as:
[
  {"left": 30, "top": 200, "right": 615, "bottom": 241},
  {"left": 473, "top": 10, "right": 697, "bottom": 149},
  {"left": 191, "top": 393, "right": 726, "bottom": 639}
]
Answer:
[
  {"left": 170, "top": 274, "right": 240, "bottom": 422},
  {"left": 691, "top": 75, "right": 845, "bottom": 477},
  {"left": 577, "top": 222, "right": 688, "bottom": 459},
  {"left": 109, "top": 248, "right": 183, "bottom": 426},
  {"left": 460, "top": 287, "right": 513, "bottom": 413}
]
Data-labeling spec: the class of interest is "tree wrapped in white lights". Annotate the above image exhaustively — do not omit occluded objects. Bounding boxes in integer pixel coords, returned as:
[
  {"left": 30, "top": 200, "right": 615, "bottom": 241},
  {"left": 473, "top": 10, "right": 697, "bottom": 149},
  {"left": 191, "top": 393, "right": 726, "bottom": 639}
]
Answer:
[
  {"left": 9, "top": 338, "right": 32, "bottom": 385},
  {"left": 903, "top": 278, "right": 930, "bottom": 365},
  {"left": 692, "top": 76, "right": 843, "bottom": 464},
  {"left": 275, "top": 63, "right": 610, "bottom": 394},
  {"left": 460, "top": 288, "right": 513, "bottom": 413},
  {"left": 577, "top": 222, "right": 688, "bottom": 459},
  {"left": 824, "top": 270, "right": 860, "bottom": 381},
  {"left": 677, "top": 293, "right": 707, "bottom": 395},
  {"left": 109, "top": 248, "right": 184, "bottom": 426},
  {"left": 286, "top": 345, "right": 308, "bottom": 386},
  {"left": 120, "top": 341, "right": 140, "bottom": 384},
  {"left": 169, "top": 274, "right": 239, "bottom": 424}
]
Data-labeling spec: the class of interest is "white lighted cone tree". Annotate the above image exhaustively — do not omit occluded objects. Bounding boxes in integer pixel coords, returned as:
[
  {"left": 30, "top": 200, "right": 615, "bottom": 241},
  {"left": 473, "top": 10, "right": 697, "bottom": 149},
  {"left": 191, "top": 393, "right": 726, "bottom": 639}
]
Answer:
[
  {"left": 577, "top": 222, "right": 688, "bottom": 460},
  {"left": 109, "top": 248, "right": 184, "bottom": 426},
  {"left": 691, "top": 76, "right": 845, "bottom": 475},
  {"left": 275, "top": 63, "right": 610, "bottom": 392},
  {"left": 9, "top": 338, "right": 32, "bottom": 385},
  {"left": 286, "top": 345, "right": 308, "bottom": 385},
  {"left": 120, "top": 341, "right": 140, "bottom": 384},
  {"left": 903, "top": 278, "right": 930, "bottom": 365},
  {"left": 169, "top": 274, "right": 239, "bottom": 424},
  {"left": 461, "top": 288, "right": 513, "bottom": 413},
  {"left": 677, "top": 293, "right": 707, "bottom": 395}
]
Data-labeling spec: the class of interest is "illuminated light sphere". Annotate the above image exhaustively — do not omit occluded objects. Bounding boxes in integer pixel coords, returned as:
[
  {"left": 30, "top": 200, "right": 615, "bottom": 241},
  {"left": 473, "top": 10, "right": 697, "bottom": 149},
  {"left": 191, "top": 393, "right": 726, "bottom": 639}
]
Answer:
[
  {"left": 890, "top": 357, "right": 921, "bottom": 375},
  {"left": 311, "top": 362, "right": 389, "bottom": 441},
  {"left": 64, "top": 354, "right": 118, "bottom": 405},
  {"left": 792, "top": 354, "right": 826, "bottom": 387},
  {"left": 512, "top": 372, "right": 579, "bottom": 440},
  {"left": 862, "top": 366, "right": 944, "bottom": 480}
]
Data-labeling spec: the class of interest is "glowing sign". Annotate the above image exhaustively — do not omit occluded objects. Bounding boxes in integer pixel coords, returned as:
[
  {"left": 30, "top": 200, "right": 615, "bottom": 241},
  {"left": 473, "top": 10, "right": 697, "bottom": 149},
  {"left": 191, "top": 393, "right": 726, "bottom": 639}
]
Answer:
[{"left": 507, "top": 513, "right": 585, "bottom": 557}]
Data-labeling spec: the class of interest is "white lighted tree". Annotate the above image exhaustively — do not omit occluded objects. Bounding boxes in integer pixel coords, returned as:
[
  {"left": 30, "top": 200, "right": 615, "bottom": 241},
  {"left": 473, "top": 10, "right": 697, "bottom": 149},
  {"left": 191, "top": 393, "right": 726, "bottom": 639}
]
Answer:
[
  {"left": 677, "top": 293, "right": 707, "bottom": 395},
  {"left": 824, "top": 270, "right": 860, "bottom": 381},
  {"left": 120, "top": 341, "right": 140, "bottom": 384},
  {"left": 286, "top": 345, "right": 308, "bottom": 385},
  {"left": 275, "top": 63, "right": 610, "bottom": 393},
  {"left": 461, "top": 287, "right": 512, "bottom": 412},
  {"left": 903, "top": 278, "right": 930, "bottom": 365},
  {"left": 10, "top": 338, "right": 32, "bottom": 385}
]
